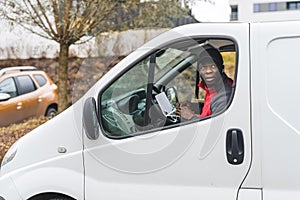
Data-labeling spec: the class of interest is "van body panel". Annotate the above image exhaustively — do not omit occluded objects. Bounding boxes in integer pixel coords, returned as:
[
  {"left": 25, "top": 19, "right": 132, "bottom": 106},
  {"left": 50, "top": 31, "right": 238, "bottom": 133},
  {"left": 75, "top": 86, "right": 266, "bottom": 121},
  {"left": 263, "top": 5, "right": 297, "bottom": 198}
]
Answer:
[
  {"left": 0, "top": 175, "right": 22, "bottom": 199},
  {"left": 238, "top": 188, "right": 262, "bottom": 200},
  {"left": 83, "top": 23, "right": 252, "bottom": 199},
  {"left": 0, "top": 106, "right": 84, "bottom": 199},
  {"left": 250, "top": 21, "right": 300, "bottom": 199},
  {"left": 11, "top": 157, "right": 83, "bottom": 199}
]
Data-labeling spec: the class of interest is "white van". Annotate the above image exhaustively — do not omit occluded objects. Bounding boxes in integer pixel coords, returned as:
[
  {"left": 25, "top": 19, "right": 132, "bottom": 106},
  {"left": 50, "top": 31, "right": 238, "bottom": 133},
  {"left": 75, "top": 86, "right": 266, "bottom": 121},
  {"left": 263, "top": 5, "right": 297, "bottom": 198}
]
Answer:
[{"left": 0, "top": 21, "right": 299, "bottom": 200}]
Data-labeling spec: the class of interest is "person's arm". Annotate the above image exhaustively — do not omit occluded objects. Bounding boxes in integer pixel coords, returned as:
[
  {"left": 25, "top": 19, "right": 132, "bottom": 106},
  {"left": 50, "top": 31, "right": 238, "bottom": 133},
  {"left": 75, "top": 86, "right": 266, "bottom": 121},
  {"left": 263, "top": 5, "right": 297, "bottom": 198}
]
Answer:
[{"left": 211, "top": 89, "right": 232, "bottom": 114}]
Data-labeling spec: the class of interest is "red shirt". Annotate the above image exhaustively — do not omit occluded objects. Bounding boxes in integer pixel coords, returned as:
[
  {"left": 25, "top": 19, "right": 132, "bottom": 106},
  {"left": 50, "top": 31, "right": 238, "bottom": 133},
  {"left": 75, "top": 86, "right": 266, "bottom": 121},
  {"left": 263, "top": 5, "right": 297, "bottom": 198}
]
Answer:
[{"left": 198, "top": 78, "right": 233, "bottom": 118}]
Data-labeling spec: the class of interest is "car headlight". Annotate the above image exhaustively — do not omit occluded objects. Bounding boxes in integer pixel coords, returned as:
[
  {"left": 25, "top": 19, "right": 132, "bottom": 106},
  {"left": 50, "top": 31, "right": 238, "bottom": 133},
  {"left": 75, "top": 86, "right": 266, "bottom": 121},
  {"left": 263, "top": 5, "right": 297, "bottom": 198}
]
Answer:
[{"left": 1, "top": 142, "right": 18, "bottom": 168}]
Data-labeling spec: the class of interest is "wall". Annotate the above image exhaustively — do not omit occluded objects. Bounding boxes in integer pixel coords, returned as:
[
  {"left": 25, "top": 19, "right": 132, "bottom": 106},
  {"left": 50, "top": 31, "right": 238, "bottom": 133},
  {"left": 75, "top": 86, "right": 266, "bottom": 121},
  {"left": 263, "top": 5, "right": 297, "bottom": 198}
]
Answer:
[
  {"left": 229, "top": 0, "right": 300, "bottom": 22},
  {"left": 0, "top": 24, "right": 167, "bottom": 60}
]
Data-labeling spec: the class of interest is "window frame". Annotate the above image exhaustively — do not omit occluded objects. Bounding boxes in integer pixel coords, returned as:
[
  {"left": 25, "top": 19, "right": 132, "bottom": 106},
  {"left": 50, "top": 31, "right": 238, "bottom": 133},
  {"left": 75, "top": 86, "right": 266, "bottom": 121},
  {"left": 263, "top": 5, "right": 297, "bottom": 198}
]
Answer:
[{"left": 97, "top": 36, "right": 239, "bottom": 140}]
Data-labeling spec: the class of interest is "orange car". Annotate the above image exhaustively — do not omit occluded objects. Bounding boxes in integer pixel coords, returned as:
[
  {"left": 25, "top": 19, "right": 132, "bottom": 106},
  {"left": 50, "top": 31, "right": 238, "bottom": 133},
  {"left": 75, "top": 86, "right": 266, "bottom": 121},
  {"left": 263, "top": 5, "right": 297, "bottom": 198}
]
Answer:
[{"left": 0, "top": 66, "right": 58, "bottom": 126}]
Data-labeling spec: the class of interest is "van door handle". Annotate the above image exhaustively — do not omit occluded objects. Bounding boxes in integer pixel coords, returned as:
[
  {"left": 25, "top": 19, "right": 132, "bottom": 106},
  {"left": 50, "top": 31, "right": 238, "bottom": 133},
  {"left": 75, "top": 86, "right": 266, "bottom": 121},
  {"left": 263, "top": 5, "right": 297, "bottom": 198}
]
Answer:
[{"left": 226, "top": 129, "right": 244, "bottom": 165}]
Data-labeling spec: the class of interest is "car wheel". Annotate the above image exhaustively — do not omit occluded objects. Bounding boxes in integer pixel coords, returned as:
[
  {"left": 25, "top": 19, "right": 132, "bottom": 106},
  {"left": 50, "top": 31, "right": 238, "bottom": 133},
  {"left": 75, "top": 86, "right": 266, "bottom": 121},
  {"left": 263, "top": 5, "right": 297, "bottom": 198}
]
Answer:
[{"left": 46, "top": 107, "right": 57, "bottom": 118}]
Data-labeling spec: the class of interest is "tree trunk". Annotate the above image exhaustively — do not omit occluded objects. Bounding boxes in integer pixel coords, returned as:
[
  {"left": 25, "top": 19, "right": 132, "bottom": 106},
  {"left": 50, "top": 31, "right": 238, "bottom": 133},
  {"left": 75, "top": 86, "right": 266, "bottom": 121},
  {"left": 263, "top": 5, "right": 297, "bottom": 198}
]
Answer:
[{"left": 58, "top": 43, "right": 70, "bottom": 112}]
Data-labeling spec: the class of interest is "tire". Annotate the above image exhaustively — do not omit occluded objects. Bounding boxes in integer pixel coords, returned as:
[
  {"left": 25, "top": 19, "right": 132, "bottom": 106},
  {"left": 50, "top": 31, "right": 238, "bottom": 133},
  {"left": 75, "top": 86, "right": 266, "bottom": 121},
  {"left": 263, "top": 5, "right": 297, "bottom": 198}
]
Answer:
[
  {"left": 45, "top": 107, "right": 57, "bottom": 118},
  {"left": 29, "top": 193, "right": 75, "bottom": 200}
]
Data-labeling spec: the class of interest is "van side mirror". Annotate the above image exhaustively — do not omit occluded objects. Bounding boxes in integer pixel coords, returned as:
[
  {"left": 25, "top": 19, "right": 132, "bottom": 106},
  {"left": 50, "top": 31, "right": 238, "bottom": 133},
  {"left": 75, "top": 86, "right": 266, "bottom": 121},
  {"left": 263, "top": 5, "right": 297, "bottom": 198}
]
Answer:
[
  {"left": 0, "top": 93, "right": 11, "bottom": 102},
  {"left": 83, "top": 97, "right": 100, "bottom": 140}
]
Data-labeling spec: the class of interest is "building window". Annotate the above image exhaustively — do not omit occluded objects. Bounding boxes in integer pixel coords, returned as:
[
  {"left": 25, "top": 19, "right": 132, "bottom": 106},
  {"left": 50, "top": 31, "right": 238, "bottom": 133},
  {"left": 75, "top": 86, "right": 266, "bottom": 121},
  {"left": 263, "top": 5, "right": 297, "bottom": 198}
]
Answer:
[
  {"left": 261, "top": 3, "right": 270, "bottom": 12},
  {"left": 230, "top": 5, "right": 238, "bottom": 21},
  {"left": 254, "top": 1, "right": 300, "bottom": 12},
  {"left": 253, "top": 4, "right": 260, "bottom": 12},
  {"left": 288, "top": 2, "right": 297, "bottom": 9},
  {"left": 253, "top": 3, "right": 269, "bottom": 12},
  {"left": 269, "top": 3, "right": 277, "bottom": 11},
  {"left": 287, "top": 1, "right": 300, "bottom": 10},
  {"left": 277, "top": 2, "right": 287, "bottom": 11}
]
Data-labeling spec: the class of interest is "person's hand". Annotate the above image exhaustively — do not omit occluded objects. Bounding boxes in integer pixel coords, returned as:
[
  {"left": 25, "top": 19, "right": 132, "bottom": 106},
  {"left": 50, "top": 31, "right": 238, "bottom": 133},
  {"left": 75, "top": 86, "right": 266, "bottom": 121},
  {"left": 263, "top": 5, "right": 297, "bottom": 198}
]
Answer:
[
  {"left": 181, "top": 106, "right": 197, "bottom": 119},
  {"left": 175, "top": 101, "right": 198, "bottom": 120}
]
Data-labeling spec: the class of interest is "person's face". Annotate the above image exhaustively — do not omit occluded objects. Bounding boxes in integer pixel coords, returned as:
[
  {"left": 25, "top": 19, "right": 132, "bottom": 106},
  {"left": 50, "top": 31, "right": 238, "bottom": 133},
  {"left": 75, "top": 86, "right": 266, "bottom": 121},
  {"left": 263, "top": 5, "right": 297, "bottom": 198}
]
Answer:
[{"left": 199, "top": 61, "right": 222, "bottom": 87}]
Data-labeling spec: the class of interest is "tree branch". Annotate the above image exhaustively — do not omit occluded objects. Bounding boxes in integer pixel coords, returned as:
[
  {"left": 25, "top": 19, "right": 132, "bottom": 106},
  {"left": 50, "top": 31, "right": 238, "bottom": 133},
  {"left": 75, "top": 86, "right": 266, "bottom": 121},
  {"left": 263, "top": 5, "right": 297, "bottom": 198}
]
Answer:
[{"left": 36, "top": 0, "right": 58, "bottom": 38}]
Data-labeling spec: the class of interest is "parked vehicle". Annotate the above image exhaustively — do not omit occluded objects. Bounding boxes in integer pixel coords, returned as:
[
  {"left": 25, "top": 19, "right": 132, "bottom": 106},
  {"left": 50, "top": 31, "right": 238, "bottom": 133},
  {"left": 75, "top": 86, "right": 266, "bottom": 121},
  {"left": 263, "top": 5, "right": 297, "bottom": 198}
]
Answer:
[
  {"left": 0, "top": 21, "right": 299, "bottom": 200},
  {"left": 0, "top": 66, "right": 58, "bottom": 126}
]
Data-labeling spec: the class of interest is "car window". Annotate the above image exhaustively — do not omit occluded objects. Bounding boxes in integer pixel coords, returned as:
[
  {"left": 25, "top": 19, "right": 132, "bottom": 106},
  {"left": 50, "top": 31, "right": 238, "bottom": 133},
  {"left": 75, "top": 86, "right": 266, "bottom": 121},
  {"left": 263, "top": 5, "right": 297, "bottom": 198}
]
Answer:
[
  {"left": 15, "top": 75, "right": 36, "bottom": 95},
  {"left": 34, "top": 74, "right": 47, "bottom": 87},
  {"left": 99, "top": 38, "right": 237, "bottom": 138},
  {"left": 0, "top": 78, "right": 18, "bottom": 98}
]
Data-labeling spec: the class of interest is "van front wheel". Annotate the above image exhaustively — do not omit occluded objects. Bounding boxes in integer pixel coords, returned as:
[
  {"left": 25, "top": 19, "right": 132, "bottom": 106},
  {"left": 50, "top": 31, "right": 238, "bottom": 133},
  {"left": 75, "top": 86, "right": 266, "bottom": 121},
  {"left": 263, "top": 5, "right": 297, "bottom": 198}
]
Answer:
[{"left": 29, "top": 193, "right": 75, "bottom": 200}]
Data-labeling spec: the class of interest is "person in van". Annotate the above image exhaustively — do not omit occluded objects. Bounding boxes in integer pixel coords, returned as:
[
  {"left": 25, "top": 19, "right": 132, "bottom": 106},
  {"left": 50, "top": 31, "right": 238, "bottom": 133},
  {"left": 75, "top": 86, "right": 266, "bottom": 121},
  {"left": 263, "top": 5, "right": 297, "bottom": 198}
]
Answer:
[{"left": 179, "top": 47, "right": 233, "bottom": 120}]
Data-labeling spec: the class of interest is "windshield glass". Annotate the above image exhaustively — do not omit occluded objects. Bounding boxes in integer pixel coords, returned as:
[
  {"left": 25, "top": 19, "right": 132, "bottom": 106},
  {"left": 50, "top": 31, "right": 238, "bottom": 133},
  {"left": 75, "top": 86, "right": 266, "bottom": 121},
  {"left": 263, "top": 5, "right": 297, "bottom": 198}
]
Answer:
[{"left": 101, "top": 47, "right": 192, "bottom": 102}]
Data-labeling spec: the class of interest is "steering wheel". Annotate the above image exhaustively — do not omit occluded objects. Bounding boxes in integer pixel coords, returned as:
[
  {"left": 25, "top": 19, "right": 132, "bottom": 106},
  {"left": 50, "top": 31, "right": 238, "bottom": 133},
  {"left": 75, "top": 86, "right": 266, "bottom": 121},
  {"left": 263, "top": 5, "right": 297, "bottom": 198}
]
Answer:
[{"left": 133, "top": 86, "right": 181, "bottom": 130}]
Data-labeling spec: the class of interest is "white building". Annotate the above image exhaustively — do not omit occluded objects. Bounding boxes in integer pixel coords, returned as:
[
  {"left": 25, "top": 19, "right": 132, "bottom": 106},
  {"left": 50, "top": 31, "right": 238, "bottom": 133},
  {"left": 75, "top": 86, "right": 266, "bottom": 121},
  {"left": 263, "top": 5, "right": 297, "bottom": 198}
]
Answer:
[{"left": 229, "top": 0, "right": 300, "bottom": 22}]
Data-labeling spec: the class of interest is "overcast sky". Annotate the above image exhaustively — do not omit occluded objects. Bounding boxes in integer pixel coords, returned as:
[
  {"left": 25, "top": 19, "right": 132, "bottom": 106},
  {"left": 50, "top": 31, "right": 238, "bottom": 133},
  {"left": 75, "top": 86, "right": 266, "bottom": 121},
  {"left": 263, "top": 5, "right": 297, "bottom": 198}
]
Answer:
[{"left": 190, "top": 0, "right": 231, "bottom": 22}]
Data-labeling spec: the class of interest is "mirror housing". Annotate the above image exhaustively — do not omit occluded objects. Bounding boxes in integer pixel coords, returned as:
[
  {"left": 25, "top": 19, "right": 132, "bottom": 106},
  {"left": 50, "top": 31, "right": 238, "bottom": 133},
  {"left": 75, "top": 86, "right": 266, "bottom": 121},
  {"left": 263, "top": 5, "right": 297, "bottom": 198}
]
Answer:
[
  {"left": 83, "top": 97, "right": 100, "bottom": 140},
  {"left": 0, "top": 93, "right": 11, "bottom": 102}
]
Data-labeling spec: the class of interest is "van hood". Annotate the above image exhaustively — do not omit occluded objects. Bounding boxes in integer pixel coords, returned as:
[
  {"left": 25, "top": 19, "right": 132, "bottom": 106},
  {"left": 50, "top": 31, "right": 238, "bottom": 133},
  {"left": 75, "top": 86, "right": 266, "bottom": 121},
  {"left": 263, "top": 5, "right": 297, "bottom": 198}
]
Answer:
[{"left": 0, "top": 101, "right": 84, "bottom": 176}]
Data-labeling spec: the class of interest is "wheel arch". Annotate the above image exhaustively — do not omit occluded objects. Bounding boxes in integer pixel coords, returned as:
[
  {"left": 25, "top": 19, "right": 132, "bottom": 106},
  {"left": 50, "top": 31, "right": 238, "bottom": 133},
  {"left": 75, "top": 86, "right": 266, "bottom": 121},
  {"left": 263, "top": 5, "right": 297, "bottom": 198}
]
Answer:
[{"left": 28, "top": 192, "right": 76, "bottom": 200}]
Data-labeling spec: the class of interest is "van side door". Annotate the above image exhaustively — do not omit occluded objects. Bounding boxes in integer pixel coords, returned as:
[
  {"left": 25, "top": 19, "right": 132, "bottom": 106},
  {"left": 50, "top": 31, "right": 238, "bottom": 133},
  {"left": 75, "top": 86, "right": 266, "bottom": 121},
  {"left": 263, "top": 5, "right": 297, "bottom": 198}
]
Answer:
[
  {"left": 251, "top": 21, "right": 300, "bottom": 200},
  {"left": 83, "top": 23, "right": 252, "bottom": 200}
]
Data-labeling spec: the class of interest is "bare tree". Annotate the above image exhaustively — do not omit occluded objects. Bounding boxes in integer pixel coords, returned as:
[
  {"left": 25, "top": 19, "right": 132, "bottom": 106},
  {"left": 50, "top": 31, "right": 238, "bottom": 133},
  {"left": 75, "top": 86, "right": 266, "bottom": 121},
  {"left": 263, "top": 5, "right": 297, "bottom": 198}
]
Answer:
[
  {"left": 0, "top": 0, "right": 194, "bottom": 112},
  {"left": 0, "top": 0, "right": 120, "bottom": 111}
]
